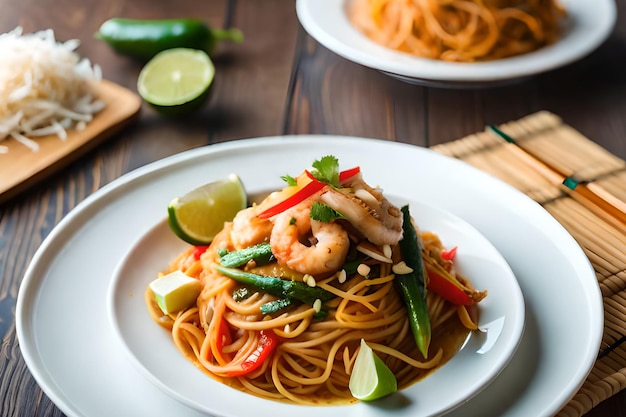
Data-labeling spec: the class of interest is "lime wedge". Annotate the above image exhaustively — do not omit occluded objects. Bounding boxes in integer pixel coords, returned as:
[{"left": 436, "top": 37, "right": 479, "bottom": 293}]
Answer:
[
  {"left": 167, "top": 174, "right": 247, "bottom": 245},
  {"left": 349, "top": 339, "right": 398, "bottom": 401},
  {"left": 137, "top": 47, "right": 215, "bottom": 115}
]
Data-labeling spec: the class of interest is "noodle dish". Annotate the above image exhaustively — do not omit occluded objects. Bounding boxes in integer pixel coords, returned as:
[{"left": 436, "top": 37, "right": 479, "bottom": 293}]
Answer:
[
  {"left": 296, "top": 0, "right": 616, "bottom": 86},
  {"left": 109, "top": 149, "right": 526, "bottom": 416},
  {"left": 144, "top": 155, "right": 494, "bottom": 405}
]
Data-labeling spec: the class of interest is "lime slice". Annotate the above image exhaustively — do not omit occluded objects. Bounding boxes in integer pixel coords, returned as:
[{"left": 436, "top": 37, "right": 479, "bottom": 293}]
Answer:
[
  {"left": 349, "top": 339, "right": 398, "bottom": 401},
  {"left": 137, "top": 47, "right": 215, "bottom": 115},
  {"left": 167, "top": 174, "right": 247, "bottom": 245}
]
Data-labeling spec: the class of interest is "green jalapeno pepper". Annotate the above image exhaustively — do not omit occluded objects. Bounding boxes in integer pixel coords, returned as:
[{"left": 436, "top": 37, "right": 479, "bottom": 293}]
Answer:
[
  {"left": 396, "top": 205, "right": 432, "bottom": 359},
  {"left": 95, "top": 18, "right": 243, "bottom": 60}
]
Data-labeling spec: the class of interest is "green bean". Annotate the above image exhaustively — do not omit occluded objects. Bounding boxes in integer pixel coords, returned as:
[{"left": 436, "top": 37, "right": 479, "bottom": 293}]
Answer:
[{"left": 395, "top": 205, "right": 431, "bottom": 358}]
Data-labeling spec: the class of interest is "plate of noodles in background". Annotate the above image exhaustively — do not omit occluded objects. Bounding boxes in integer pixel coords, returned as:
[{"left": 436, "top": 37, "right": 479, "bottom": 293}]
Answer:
[
  {"left": 296, "top": 0, "right": 617, "bottom": 88},
  {"left": 16, "top": 136, "right": 602, "bottom": 417},
  {"left": 108, "top": 193, "right": 524, "bottom": 416}
]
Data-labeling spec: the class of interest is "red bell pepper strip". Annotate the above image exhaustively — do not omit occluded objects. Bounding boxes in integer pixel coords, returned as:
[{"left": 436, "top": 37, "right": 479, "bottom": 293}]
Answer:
[
  {"left": 426, "top": 267, "right": 472, "bottom": 306},
  {"left": 225, "top": 329, "right": 279, "bottom": 377},
  {"left": 216, "top": 317, "right": 232, "bottom": 349},
  {"left": 305, "top": 166, "right": 360, "bottom": 183},
  {"left": 257, "top": 167, "right": 361, "bottom": 219},
  {"left": 440, "top": 246, "right": 457, "bottom": 262},
  {"left": 207, "top": 316, "right": 232, "bottom": 363},
  {"left": 192, "top": 245, "right": 209, "bottom": 260},
  {"left": 339, "top": 166, "right": 360, "bottom": 182},
  {"left": 257, "top": 174, "right": 325, "bottom": 219}
]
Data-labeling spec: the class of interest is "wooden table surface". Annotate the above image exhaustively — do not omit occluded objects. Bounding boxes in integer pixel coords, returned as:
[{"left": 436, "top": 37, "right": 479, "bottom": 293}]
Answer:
[{"left": 1, "top": 0, "right": 625, "bottom": 416}]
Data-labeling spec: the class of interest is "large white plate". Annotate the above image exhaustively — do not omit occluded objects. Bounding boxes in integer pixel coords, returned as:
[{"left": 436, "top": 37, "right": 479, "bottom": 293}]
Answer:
[
  {"left": 108, "top": 200, "right": 525, "bottom": 417},
  {"left": 16, "top": 136, "right": 602, "bottom": 417},
  {"left": 296, "top": 0, "right": 616, "bottom": 87}
]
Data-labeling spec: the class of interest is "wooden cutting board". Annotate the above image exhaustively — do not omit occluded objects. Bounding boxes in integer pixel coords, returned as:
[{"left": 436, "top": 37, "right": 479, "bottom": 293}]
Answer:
[{"left": 0, "top": 79, "right": 142, "bottom": 204}]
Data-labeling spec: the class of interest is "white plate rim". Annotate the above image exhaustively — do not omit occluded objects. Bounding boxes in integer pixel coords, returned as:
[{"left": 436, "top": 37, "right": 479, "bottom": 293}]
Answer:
[
  {"left": 15, "top": 135, "right": 603, "bottom": 417},
  {"left": 295, "top": 0, "right": 617, "bottom": 84}
]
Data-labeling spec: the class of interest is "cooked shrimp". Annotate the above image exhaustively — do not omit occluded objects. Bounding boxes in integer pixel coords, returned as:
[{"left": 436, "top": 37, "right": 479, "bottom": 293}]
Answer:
[
  {"left": 320, "top": 173, "right": 403, "bottom": 246},
  {"left": 270, "top": 203, "right": 350, "bottom": 276},
  {"left": 230, "top": 204, "right": 273, "bottom": 249},
  {"left": 230, "top": 183, "right": 309, "bottom": 249}
]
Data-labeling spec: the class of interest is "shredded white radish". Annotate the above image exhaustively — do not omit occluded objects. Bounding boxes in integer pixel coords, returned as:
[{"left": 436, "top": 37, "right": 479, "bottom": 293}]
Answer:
[{"left": 0, "top": 26, "right": 105, "bottom": 153}]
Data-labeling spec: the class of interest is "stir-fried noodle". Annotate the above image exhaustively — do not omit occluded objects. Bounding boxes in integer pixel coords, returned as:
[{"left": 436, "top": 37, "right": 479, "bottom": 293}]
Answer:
[
  {"left": 146, "top": 161, "right": 487, "bottom": 405},
  {"left": 349, "top": 0, "right": 566, "bottom": 62}
]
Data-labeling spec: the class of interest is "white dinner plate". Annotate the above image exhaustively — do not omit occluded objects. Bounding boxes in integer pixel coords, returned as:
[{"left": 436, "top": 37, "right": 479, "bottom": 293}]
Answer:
[
  {"left": 108, "top": 199, "right": 525, "bottom": 417},
  {"left": 16, "top": 136, "right": 602, "bottom": 417},
  {"left": 296, "top": 0, "right": 616, "bottom": 88}
]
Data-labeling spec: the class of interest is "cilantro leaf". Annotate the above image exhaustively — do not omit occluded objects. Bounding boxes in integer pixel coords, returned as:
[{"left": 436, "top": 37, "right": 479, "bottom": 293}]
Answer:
[
  {"left": 311, "top": 155, "right": 340, "bottom": 186},
  {"left": 281, "top": 174, "right": 297, "bottom": 186},
  {"left": 310, "top": 202, "right": 345, "bottom": 222}
]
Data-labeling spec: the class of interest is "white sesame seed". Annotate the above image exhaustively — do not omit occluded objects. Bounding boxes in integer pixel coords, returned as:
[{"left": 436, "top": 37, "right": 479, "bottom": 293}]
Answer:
[
  {"left": 383, "top": 244, "right": 392, "bottom": 259},
  {"left": 338, "top": 269, "right": 347, "bottom": 284},
  {"left": 392, "top": 261, "right": 414, "bottom": 275},
  {"left": 313, "top": 299, "right": 322, "bottom": 313},
  {"left": 357, "top": 263, "right": 371, "bottom": 277},
  {"left": 284, "top": 323, "right": 291, "bottom": 333},
  {"left": 304, "top": 274, "right": 316, "bottom": 287}
]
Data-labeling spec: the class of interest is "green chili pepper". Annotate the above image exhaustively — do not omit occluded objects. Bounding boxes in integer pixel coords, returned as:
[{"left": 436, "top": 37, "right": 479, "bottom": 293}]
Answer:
[
  {"left": 215, "top": 265, "right": 335, "bottom": 305},
  {"left": 95, "top": 18, "right": 243, "bottom": 60},
  {"left": 232, "top": 286, "right": 252, "bottom": 302},
  {"left": 218, "top": 242, "right": 275, "bottom": 268},
  {"left": 260, "top": 298, "right": 292, "bottom": 315},
  {"left": 396, "top": 205, "right": 432, "bottom": 358}
]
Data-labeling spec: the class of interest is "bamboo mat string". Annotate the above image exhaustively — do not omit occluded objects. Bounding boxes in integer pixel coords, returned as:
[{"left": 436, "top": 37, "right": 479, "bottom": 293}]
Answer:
[{"left": 431, "top": 111, "right": 626, "bottom": 417}]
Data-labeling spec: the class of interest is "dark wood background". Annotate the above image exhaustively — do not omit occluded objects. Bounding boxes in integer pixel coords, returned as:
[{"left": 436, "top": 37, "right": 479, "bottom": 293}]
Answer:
[{"left": 1, "top": 0, "right": 625, "bottom": 415}]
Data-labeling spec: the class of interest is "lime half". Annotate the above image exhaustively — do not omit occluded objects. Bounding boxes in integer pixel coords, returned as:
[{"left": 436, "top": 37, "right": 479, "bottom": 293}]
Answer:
[
  {"left": 167, "top": 174, "right": 247, "bottom": 245},
  {"left": 349, "top": 339, "right": 398, "bottom": 401},
  {"left": 137, "top": 47, "right": 215, "bottom": 115}
]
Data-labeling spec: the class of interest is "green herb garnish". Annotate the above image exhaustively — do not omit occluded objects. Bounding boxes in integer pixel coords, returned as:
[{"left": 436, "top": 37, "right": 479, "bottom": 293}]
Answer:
[
  {"left": 311, "top": 155, "right": 340, "bottom": 186},
  {"left": 310, "top": 202, "right": 345, "bottom": 222}
]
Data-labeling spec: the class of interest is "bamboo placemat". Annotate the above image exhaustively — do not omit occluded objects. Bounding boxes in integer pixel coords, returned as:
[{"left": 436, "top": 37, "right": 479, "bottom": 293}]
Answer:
[{"left": 431, "top": 111, "right": 626, "bottom": 417}]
